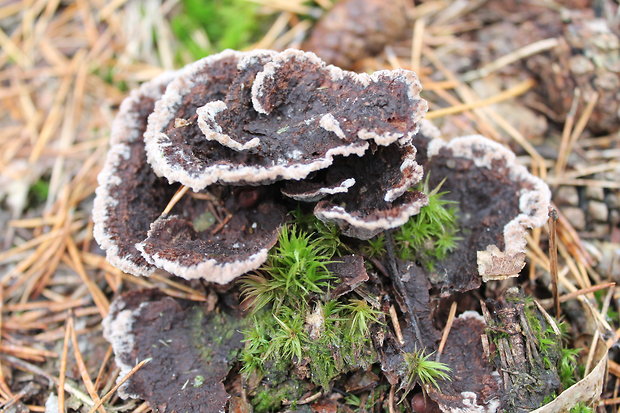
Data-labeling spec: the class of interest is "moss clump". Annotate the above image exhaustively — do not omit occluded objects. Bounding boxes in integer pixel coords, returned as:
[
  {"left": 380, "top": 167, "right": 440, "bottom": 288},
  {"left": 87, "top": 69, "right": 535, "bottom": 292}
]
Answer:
[
  {"left": 524, "top": 302, "right": 582, "bottom": 391},
  {"left": 399, "top": 349, "right": 451, "bottom": 399},
  {"left": 251, "top": 379, "right": 305, "bottom": 413},
  {"left": 569, "top": 402, "right": 595, "bottom": 413},
  {"left": 27, "top": 178, "right": 49, "bottom": 207},
  {"left": 171, "top": 0, "right": 270, "bottom": 61},
  {"left": 240, "top": 225, "right": 381, "bottom": 391},
  {"left": 393, "top": 178, "right": 460, "bottom": 270}
]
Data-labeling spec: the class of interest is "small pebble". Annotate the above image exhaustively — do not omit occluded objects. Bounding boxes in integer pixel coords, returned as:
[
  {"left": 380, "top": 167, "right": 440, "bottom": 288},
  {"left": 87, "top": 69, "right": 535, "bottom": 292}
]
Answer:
[
  {"left": 563, "top": 206, "right": 586, "bottom": 230},
  {"left": 555, "top": 186, "right": 579, "bottom": 205},
  {"left": 588, "top": 201, "right": 609, "bottom": 222},
  {"left": 585, "top": 186, "right": 605, "bottom": 201}
]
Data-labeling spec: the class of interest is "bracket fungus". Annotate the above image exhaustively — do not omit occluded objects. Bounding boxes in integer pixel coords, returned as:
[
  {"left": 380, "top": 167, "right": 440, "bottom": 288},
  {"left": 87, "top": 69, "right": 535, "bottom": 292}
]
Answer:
[
  {"left": 94, "top": 48, "right": 429, "bottom": 283},
  {"left": 93, "top": 48, "right": 563, "bottom": 412},
  {"left": 103, "top": 289, "right": 245, "bottom": 411},
  {"left": 93, "top": 72, "right": 178, "bottom": 277},
  {"left": 410, "top": 121, "right": 551, "bottom": 293}
]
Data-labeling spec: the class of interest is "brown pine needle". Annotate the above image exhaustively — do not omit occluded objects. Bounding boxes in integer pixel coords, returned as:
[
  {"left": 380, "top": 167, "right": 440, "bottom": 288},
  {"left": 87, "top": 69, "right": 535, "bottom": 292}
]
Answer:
[
  {"left": 0, "top": 343, "right": 57, "bottom": 360},
  {"left": 541, "top": 282, "right": 616, "bottom": 307},
  {"left": 426, "top": 78, "right": 535, "bottom": 119},
  {"left": 555, "top": 88, "right": 581, "bottom": 176},
  {"left": 436, "top": 301, "right": 457, "bottom": 360},
  {"left": 66, "top": 237, "right": 109, "bottom": 317},
  {"left": 131, "top": 402, "right": 151, "bottom": 413},
  {"left": 94, "top": 346, "right": 114, "bottom": 392},
  {"left": 462, "top": 38, "right": 559, "bottom": 81},
  {"left": 584, "top": 329, "right": 600, "bottom": 377},
  {"left": 58, "top": 316, "right": 71, "bottom": 412},
  {"left": 569, "top": 91, "right": 599, "bottom": 150},
  {"left": 548, "top": 208, "right": 560, "bottom": 317},
  {"left": 87, "top": 359, "right": 150, "bottom": 413},
  {"left": 545, "top": 177, "right": 620, "bottom": 189},
  {"left": 410, "top": 18, "right": 425, "bottom": 74},
  {"left": 69, "top": 316, "right": 106, "bottom": 413},
  {"left": 162, "top": 185, "right": 189, "bottom": 216},
  {"left": 0, "top": 285, "right": 13, "bottom": 399},
  {"left": 608, "top": 360, "right": 620, "bottom": 379},
  {"left": 388, "top": 305, "right": 405, "bottom": 345}
]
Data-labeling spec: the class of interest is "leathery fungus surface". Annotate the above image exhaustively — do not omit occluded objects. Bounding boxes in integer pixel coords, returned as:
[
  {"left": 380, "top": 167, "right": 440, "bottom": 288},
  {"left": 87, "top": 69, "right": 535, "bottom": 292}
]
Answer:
[
  {"left": 94, "top": 49, "right": 557, "bottom": 412},
  {"left": 93, "top": 48, "right": 432, "bottom": 284},
  {"left": 93, "top": 48, "right": 549, "bottom": 288}
]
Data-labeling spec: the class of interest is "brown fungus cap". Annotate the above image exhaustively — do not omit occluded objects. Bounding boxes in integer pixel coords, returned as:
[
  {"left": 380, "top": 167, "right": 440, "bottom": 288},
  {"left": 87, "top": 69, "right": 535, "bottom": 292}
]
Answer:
[
  {"left": 152, "top": 49, "right": 425, "bottom": 190},
  {"left": 92, "top": 72, "right": 178, "bottom": 277},
  {"left": 313, "top": 143, "right": 427, "bottom": 240},
  {"left": 95, "top": 49, "right": 429, "bottom": 284},
  {"left": 144, "top": 49, "right": 245, "bottom": 191},
  {"left": 426, "top": 312, "right": 501, "bottom": 412},
  {"left": 411, "top": 121, "right": 550, "bottom": 292},
  {"left": 136, "top": 187, "right": 286, "bottom": 284},
  {"left": 93, "top": 64, "right": 287, "bottom": 283},
  {"left": 103, "top": 289, "right": 245, "bottom": 411}
]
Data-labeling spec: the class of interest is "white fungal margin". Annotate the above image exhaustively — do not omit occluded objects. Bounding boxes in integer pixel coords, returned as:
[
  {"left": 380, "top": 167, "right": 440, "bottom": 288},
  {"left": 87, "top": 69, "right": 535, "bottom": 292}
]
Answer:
[
  {"left": 315, "top": 193, "right": 428, "bottom": 240},
  {"left": 427, "top": 135, "right": 551, "bottom": 281},
  {"left": 197, "top": 101, "right": 261, "bottom": 151},
  {"left": 282, "top": 177, "right": 356, "bottom": 202},
  {"left": 384, "top": 144, "right": 424, "bottom": 202},
  {"left": 146, "top": 139, "right": 369, "bottom": 191},
  {"left": 93, "top": 72, "right": 176, "bottom": 278},
  {"left": 319, "top": 113, "right": 347, "bottom": 140},
  {"left": 136, "top": 241, "right": 271, "bottom": 284},
  {"left": 102, "top": 302, "right": 141, "bottom": 399}
]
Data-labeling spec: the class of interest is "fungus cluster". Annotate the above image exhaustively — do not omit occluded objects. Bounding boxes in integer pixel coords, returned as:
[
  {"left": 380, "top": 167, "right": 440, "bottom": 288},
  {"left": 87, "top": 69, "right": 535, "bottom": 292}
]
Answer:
[
  {"left": 93, "top": 49, "right": 429, "bottom": 284},
  {"left": 94, "top": 48, "right": 549, "bottom": 289},
  {"left": 95, "top": 49, "right": 555, "bottom": 412}
]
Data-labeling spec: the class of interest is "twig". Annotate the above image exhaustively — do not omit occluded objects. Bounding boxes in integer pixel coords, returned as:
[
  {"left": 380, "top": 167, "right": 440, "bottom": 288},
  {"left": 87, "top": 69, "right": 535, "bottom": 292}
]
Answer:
[
  {"left": 296, "top": 391, "right": 322, "bottom": 405},
  {"left": 388, "top": 305, "right": 405, "bottom": 346},
  {"left": 548, "top": 208, "right": 560, "bottom": 317},
  {"left": 86, "top": 359, "right": 150, "bottom": 413},
  {"left": 426, "top": 78, "right": 535, "bottom": 119}
]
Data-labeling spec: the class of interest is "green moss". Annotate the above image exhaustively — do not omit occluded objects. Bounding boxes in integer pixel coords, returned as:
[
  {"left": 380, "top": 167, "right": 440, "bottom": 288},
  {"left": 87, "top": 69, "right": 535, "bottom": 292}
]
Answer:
[
  {"left": 524, "top": 302, "right": 582, "bottom": 391},
  {"left": 344, "top": 384, "right": 391, "bottom": 411},
  {"left": 290, "top": 208, "right": 349, "bottom": 257},
  {"left": 569, "top": 402, "right": 594, "bottom": 413},
  {"left": 399, "top": 349, "right": 451, "bottom": 399},
  {"left": 192, "top": 210, "right": 216, "bottom": 232},
  {"left": 28, "top": 178, "right": 49, "bottom": 207},
  {"left": 193, "top": 375, "right": 205, "bottom": 387},
  {"left": 251, "top": 379, "right": 304, "bottom": 412},
  {"left": 361, "top": 234, "right": 386, "bottom": 259},
  {"left": 171, "top": 0, "right": 270, "bottom": 61},
  {"left": 394, "top": 177, "right": 460, "bottom": 270},
  {"left": 240, "top": 224, "right": 381, "bottom": 390},
  {"left": 240, "top": 225, "right": 334, "bottom": 314}
]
